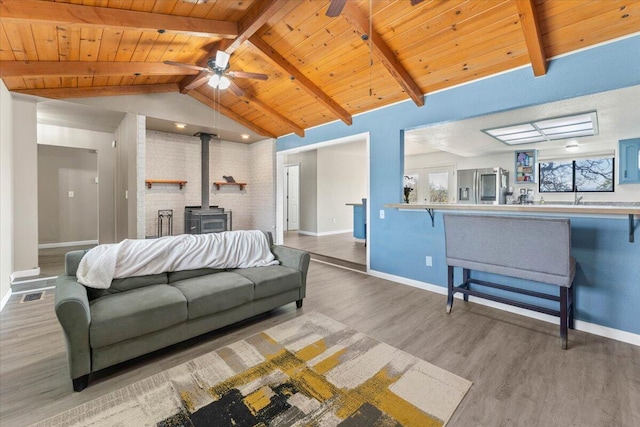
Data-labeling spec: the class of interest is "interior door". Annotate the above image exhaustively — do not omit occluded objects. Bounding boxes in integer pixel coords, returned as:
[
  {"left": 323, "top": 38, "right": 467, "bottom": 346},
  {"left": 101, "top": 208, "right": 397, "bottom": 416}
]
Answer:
[{"left": 286, "top": 164, "right": 300, "bottom": 231}]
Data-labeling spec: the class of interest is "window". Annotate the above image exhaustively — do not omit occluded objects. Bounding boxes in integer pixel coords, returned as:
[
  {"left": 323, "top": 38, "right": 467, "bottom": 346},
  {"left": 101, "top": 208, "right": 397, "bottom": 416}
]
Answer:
[
  {"left": 404, "top": 166, "right": 454, "bottom": 203},
  {"left": 539, "top": 157, "right": 614, "bottom": 192},
  {"left": 428, "top": 171, "right": 449, "bottom": 203}
]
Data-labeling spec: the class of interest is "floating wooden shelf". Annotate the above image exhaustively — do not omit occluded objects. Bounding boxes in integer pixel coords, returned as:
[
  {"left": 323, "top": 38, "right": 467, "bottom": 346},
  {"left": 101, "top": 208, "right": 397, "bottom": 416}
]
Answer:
[
  {"left": 213, "top": 181, "right": 247, "bottom": 190},
  {"left": 145, "top": 179, "right": 187, "bottom": 189}
]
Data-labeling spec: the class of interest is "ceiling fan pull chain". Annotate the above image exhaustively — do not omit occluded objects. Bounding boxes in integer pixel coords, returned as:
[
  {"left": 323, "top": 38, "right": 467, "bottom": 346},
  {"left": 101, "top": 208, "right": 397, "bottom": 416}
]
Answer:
[{"left": 369, "top": 0, "right": 373, "bottom": 97}]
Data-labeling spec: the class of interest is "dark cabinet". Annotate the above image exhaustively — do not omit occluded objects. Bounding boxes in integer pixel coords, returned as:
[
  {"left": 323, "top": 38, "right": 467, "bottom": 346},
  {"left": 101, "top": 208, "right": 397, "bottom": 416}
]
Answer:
[{"left": 619, "top": 138, "right": 640, "bottom": 184}]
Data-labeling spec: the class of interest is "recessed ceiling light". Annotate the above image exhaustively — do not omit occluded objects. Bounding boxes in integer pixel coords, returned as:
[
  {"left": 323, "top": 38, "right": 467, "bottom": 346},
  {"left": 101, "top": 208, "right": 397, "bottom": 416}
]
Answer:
[
  {"left": 482, "top": 111, "right": 598, "bottom": 146},
  {"left": 565, "top": 140, "right": 579, "bottom": 152},
  {"left": 241, "top": 134, "right": 250, "bottom": 140},
  {"left": 175, "top": 123, "right": 186, "bottom": 129}
]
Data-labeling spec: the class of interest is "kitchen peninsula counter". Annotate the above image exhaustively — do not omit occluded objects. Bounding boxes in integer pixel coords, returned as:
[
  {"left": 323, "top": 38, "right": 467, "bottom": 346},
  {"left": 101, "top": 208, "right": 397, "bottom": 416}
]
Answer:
[
  {"left": 384, "top": 203, "right": 640, "bottom": 216},
  {"left": 385, "top": 202, "right": 639, "bottom": 242}
]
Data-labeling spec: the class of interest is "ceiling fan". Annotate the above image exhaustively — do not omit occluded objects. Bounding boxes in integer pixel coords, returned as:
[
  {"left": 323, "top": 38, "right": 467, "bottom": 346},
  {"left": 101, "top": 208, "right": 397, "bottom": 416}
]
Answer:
[
  {"left": 326, "top": 0, "right": 424, "bottom": 17},
  {"left": 165, "top": 51, "right": 268, "bottom": 91}
]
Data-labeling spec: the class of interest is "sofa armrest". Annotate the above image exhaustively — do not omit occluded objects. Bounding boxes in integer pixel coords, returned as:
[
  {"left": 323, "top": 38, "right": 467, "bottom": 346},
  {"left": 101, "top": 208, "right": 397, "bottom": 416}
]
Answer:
[
  {"left": 55, "top": 275, "right": 92, "bottom": 380},
  {"left": 271, "top": 245, "right": 310, "bottom": 274},
  {"left": 272, "top": 245, "right": 311, "bottom": 298}
]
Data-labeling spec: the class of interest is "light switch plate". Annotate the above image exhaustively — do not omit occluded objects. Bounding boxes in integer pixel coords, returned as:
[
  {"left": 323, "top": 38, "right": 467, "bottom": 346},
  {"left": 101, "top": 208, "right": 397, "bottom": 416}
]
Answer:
[
  {"left": 379, "top": 209, "right": 385, "bottom": 219},
  {"left": 68, "top": 191, "right": 74, "bottom": 198}
]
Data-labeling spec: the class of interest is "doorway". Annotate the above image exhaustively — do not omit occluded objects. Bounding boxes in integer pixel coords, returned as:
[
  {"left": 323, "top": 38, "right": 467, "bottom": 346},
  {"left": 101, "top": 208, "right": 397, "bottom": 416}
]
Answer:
[
  {"left": 276, "top": 132, "right": 370, "bottom": 271},
  {"left": 37, "top": 145, "right": 99, "bottom": 277}
]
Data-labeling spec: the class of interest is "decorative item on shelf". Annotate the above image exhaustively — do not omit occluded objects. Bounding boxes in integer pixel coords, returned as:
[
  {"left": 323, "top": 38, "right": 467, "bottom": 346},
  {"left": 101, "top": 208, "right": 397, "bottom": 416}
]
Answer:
[
  {"left": 403, "top": 174, "right": 418, "bottom": 204},
  {"left": 213, "top": 181, "right": 247, "bottom": 191},
  {"left": 515, "top": 150, "right": 537, "bottom": 184},
  {"left": 223, "top": 175, "right": 236, "bottom": 183},
  {"left": 403, "top": 186, "right": 413, "bottom": 204}
]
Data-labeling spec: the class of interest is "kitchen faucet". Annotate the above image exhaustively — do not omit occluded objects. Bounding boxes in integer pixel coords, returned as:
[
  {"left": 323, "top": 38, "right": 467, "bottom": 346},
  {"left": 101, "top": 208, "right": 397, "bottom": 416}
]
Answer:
[{"left": 574, "top": 191, "right": 583, "bottom": 205}]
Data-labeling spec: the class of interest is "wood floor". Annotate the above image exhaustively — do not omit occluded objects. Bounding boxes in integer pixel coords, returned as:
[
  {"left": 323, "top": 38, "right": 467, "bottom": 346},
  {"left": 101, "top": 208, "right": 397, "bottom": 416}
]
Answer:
[
  {"left": 1, "top": 260, "right": 639, "bottom": 426},
  {"left": 283, "top": 231, "right": 366, "bottom": 271}
]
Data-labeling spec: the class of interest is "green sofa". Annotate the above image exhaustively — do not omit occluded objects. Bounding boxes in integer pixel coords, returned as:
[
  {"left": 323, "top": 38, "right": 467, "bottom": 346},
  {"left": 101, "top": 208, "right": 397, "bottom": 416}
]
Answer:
[{"left": 54, "top": 234, "right": 310, "bottom": 391}]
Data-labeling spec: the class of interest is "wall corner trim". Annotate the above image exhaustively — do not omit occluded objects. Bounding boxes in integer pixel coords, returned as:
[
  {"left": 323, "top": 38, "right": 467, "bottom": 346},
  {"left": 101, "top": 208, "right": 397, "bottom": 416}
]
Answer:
[{"left": 0, "top": 288, "right": 12, "bottom": 312}]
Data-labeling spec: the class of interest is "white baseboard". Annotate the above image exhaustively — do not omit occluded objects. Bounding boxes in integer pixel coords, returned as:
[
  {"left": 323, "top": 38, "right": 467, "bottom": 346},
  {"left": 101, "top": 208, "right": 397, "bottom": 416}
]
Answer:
[
  {"left": 368, "top": 269, "right": 640, "bottom": 347},
  {"left": 38, "top": 240, "right": 98, "bottom": 249},
  {"left": 10, "top": 268, "right": 40, "bottom": 282},
  {"left": 0, "top": 288, "right": 11, "bottom": 312},
  {"left": 11, "top": 285, "right": 56, "bottom": 295},
  {"left": 297, "top": 229, "right": 353, "bottom": 237}
]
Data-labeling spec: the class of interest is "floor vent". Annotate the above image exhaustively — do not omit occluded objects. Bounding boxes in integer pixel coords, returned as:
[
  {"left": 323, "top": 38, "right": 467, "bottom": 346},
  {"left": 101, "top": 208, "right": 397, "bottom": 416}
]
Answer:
[{"left": 20, "top": 292, "right": 44, "bottom": 303}]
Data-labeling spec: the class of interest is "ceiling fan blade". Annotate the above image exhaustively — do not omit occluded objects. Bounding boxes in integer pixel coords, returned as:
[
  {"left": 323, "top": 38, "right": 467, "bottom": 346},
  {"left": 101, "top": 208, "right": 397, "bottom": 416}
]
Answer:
[
  {"left": 164, "top": 61, "right": 208, "bottom": 72},
  {"left": 228, "top": 80, "right": 245, "bottom": 97},
  {"left": 228, "top": 71, "right": 269, "bottom": 81},
  {"left": 215, "top": 50, "right": 230, "bottom": 70},
  {"left": 326, "top": 0, "right": 346, "bottom": 17},
  {"left": 410, "top": 0, "right": 425, "bottom": 5},
  {"left": 182, "top": 71, "right": 214, "bottom": 92}
]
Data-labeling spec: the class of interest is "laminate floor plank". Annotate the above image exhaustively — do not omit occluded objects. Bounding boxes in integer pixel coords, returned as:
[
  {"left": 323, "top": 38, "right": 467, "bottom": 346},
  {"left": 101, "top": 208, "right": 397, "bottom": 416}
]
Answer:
[
  {"left": 1, "top": 261, "right": 638, "bottom": 426},
  {"left": 283, "top": 231, "right": 366, "bottom": 268}
]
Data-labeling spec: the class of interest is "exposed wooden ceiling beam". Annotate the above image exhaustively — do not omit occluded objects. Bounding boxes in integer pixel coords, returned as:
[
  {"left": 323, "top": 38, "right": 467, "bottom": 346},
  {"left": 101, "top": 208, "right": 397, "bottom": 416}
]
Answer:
[
  {"left": 11, "top": 83, "right": 179, "bottom": 99},
  {"left": 515, "top": 0, "right": 547, "bottom": 76},
  {"left": 189, "top": 89, "right": 276, "bottom": 139},
  {"left": 219, "top": 0, "right": 292, "bottom": 55},
  {"left": 0, "top": 0, "right": 237, "bottom": 38},
  {"left": 248, "top": 35, "right": 353, "bottom": 126},
  {"left": 341, "top": 2, "right": 424, "bottom": 107},
  {"left": 228, "top": 81, "right": 304, "bottom": 137},
  {"left": 0, "top": 61, "right": 199, "bottom": 78},
  {"left": 181, "top": 0, "right": 291, "bottom": 93}
]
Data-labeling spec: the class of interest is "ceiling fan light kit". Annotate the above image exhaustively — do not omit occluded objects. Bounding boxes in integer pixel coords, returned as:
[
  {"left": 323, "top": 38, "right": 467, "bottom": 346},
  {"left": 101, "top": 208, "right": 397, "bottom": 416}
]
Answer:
[
  {"left": 165, "top": 49, "right": 266, "bottom": 92},
  {"left": 208, "top": 74, "right": 231, "bottom": 90}
]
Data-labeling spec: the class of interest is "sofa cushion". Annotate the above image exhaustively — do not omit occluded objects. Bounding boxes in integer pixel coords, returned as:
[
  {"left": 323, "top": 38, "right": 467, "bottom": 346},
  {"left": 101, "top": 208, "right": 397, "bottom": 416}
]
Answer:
[
  {"left": 231, "top": 266, "right": 301, "bottom": 299},
  {"left": 172, "top": 272, "right": 254, "bottom": 320},
  {"left": 89, "top": 284, "right": 187, "bottom": 348},
  {"left": 168, "top": 268, "right": 225, "bottom": 283},
  {"left": 87, "top": 273, "right": 169, "bottom": 300}
]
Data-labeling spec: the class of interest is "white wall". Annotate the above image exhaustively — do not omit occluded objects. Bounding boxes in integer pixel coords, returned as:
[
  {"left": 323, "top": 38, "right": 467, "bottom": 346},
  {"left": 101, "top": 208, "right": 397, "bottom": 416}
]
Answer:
[
  {"left": 249, "top": 139, "right": 276, "bottom": 232},
  {"left": 317, "top": 147, "right": 367, "bottom": 233},
  {"left": 135, "top": 116, "right": 146, "bottom": 239},
  {"left": 37, "top": 145, "right": 98, "bottom": 244},
  {"left": 209, "top": 138, "right": 252, "bottom": 230},
  {"left": 37, "top": 124, "right": 116, "bottom": 244},
  {"left": 0, "top": 80, "right": 14, "bottom": 306},
  {"left": 114, "top": 113, "right": 143, "bottom": 240},
  {"left": 145, "top": 131, "right": 265, "bottom": 236},
  {"left": 12, "top": 97, "right": 39, "bottom": 274}
]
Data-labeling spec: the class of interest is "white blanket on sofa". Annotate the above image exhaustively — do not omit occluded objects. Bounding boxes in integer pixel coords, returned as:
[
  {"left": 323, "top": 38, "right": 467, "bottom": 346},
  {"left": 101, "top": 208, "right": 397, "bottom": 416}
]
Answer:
[{"left": 76, "top": 230, "right": 279, "bottom": 289}]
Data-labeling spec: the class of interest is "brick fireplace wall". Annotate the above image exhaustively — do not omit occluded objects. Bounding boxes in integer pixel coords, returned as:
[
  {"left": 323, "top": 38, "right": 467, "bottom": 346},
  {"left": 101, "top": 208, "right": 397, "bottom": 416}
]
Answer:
[{"left": 145, "top": 131, "right": 274, "bottom": 237}]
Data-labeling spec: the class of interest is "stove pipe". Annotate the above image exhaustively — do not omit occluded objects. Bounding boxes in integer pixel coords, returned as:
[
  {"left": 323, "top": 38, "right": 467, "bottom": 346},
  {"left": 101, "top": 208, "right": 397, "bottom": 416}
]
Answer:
[{"left": 195, "top": 132, "right": 214, "bottom": 209}]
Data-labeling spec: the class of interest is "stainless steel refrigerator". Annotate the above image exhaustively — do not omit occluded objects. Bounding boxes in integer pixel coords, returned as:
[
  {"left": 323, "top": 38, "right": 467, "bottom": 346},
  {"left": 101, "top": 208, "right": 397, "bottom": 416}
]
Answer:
[{"left": 457, "top": 167, "right": 509, "bottom": 204}]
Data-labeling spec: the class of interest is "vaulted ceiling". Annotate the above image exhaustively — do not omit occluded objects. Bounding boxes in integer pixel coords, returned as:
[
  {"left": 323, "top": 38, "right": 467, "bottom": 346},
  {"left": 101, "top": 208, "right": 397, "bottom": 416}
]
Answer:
[{"left": 1, "top": 0, "right": 638, "bottom": 140}]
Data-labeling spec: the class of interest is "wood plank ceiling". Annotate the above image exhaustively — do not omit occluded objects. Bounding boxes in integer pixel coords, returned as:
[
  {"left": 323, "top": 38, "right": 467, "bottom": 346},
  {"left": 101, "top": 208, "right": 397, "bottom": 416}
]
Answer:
[{"left": 1, "top": 0, "right": 638, "bottom": 139}]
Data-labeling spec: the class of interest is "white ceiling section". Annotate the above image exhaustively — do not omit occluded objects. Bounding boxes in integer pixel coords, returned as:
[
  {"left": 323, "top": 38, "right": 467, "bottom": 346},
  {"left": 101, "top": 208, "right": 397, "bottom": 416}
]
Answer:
[
  {"left": 33, "top": 92, "right": 266, "bottom": 143},
  {"left": 404, "top": 85, "right": 640, "bottom": 158}
]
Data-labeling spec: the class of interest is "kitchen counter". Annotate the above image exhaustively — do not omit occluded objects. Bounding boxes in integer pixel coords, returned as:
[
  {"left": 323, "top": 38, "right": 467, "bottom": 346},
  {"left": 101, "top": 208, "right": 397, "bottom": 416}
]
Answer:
[
  {"left": 384, "top": 202, "right": 640, "bottom": 242},
  {"left": 384, "top": 203, "right": 640, "bottom": 216}
]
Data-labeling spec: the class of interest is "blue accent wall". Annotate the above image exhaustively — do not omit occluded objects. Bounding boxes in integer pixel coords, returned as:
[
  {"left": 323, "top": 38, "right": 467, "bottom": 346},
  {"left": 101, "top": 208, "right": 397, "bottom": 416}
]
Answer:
[{"left": 278, "top": 35, "right": 640, "bottom": 335}]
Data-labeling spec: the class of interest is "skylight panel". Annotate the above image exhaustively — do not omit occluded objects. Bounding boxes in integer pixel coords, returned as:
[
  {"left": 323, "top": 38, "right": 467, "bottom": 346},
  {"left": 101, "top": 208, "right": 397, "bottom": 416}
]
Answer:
[{"left": 482, "top": 111, "right": 598, "bottom": 146}]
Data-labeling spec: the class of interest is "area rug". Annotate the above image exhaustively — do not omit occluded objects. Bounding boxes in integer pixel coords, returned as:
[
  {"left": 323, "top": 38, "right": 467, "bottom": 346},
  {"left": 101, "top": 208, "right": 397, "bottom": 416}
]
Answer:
[{"left": 35, "top": 312, "right": 471, "bottom": 427}]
